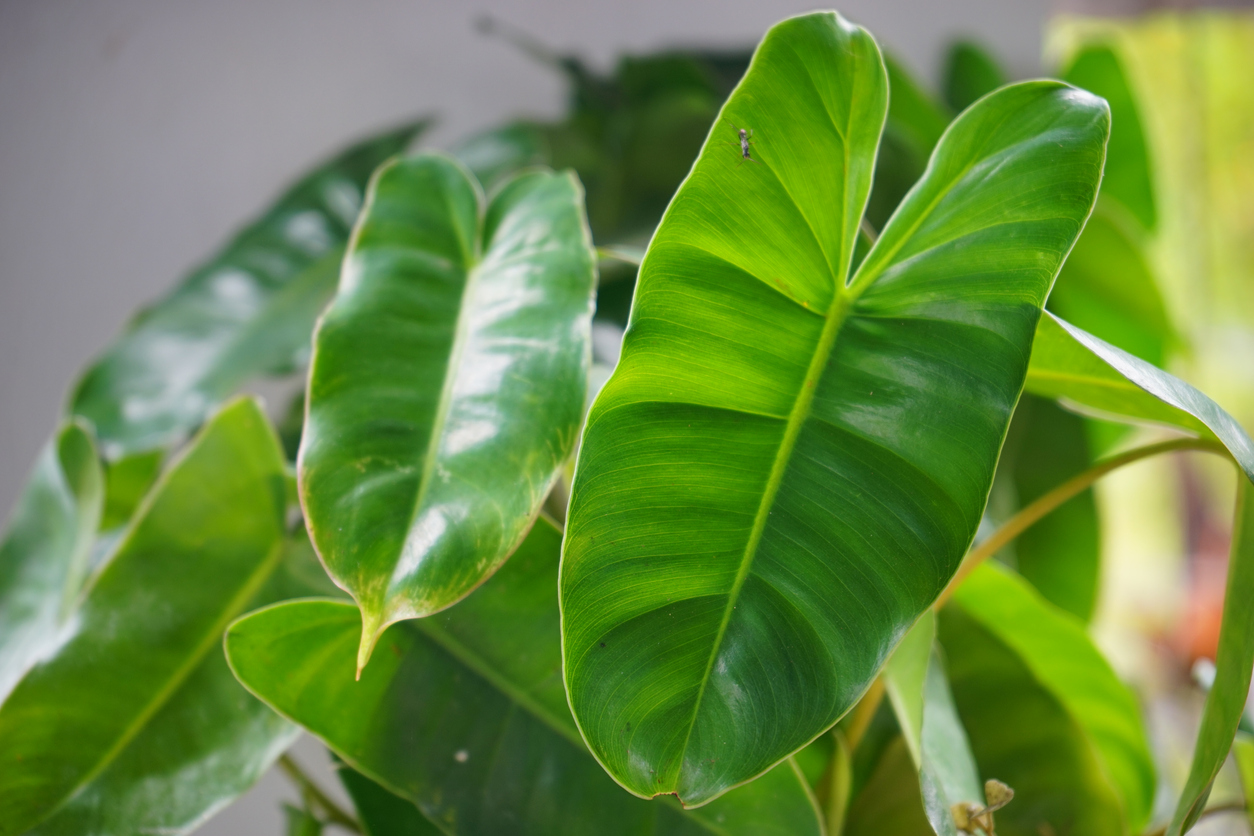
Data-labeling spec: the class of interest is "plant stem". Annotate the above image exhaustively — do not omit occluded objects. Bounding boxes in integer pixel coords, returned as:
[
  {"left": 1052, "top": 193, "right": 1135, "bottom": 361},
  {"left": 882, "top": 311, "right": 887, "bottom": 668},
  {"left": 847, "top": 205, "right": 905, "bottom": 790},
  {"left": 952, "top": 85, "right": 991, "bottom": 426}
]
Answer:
[
  {"left": 278, "top": 754, "right": 362, "bottom": 834},
  {"left": 1142, "top": 801, "right": 1247, "bottom": 836},
  {"left": 843, "top": 676, "right": 886, "bottom": 751},
  {"left": 936, "top": 437, "right": 1229, "bottom": 609}
]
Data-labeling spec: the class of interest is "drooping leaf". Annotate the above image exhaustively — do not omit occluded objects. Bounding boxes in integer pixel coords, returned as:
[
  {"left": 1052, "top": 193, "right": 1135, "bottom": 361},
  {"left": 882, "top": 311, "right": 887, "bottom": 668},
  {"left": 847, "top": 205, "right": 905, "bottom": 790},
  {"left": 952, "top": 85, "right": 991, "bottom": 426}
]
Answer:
[
  {"left": 883, "top": 613, "right": 985, "bottom": 836},
  {"left": 338, "top": 763, "right": 444, "bottom": 836},
  {"left": 999, "top": 394, "right": 1101, "bottom": 621},
  {"left": 941, "top": 563, "right": 1155, "bottom": 835},
  {"left": 560, "top": 9, "right": 1109, "bottom": 805},
  {"left": 26, "top": 532, "right": 334, "bottom": 836},
  {"left": 0, "top": 398, "right": 288, "bottom": 834},
  {"left": 70, "top": 123, "right": 427, "bottom": 458},
  {"left": 1026, "top": 312, "right": 1254, "bottom": 482},
  {"left": 1168, "top": 481, "right": 1254, "bottom": 835},
  {"left": 0, "top": 421, "right": 103, "bottom": 701},
  {"left": 1047, "top": 205, "right": 1174, "bottom": 367},
  {"left": 1061, "top": 44, "right": 1156, "bottom": 231},
  {"left": 226, "top": 520, "right": 824, "bottom": 836},
  {"left": 943, "top": 41, "right": 1006, "bottom": 113},
  {"left": 299, "top": 154, "right": 596, "bottom": 668}
]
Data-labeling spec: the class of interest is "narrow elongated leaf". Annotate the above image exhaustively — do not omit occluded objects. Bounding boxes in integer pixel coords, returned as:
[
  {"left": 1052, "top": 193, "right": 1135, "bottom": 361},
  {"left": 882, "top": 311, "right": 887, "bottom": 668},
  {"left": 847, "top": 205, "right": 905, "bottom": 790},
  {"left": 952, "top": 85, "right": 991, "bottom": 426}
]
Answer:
[
  {"left": 1062, "top": 45, "right": 1155, "bottom": 231},
  {"left": 299, "top": 154, "right": 596, "bottom": 667},
  {"left": 71, "top": 123, "right": 426, "bottom": 458},
  {"left": 1026, "top": 313, "right": 1254, "bottom": 482},
  {"left": 0, "top": 398, "right": 287, "bottom": 834},
  {"left": 884, "top": 614, "right": 985, "bottom": 836},
  {"left": 561, "top": 9, "right": 1109, "bottom": 805},
  {"left": 942, "top": 563, "right": 1155, "bottom": 834},
  {"left": 226, "top": 521, "right": 823, "bottom": 836},
  {"left": 26, "top": 533, "right": 333, "bottom": 836},
  {"left": 0, "top": 422, "right": 102, "bottom": 700},
  {"left": 1168, "top": 481, "right": 1254, "bottom": 835},
  {"left": 1234, "top": 732, "right": 1254, "bottom": 834}
]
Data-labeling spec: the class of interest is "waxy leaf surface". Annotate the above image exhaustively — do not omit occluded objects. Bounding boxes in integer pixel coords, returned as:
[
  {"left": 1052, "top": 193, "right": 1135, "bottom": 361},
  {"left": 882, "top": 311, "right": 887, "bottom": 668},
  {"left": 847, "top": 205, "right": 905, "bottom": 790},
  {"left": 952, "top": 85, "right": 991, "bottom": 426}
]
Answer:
[
  {"left": 299, "top": 155, "right": 596, "bottom": 666},
  {"left": 227, "top": 521, "right": 823, "bottom": 836},
  {"left": 561, "top": 10, "right": 1109, "bottom": 805},
  {"left": 941, "top": 563, "right": 1155, "bottom": 835},
  {"left": 71, "top": 124, "right": 425, "bottom": 457},
  {"left": 0, "top": 398, "right": 288, "bottom": 834},
  {"left": 1168, "top": 482, "right": 1254, "bottom": 835}
]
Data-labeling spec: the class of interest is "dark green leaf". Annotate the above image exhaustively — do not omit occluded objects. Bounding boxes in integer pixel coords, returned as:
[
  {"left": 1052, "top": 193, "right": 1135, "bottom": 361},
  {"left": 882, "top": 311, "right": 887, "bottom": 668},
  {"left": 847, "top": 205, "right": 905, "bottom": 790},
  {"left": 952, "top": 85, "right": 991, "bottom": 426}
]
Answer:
[
  {"left": 1026, "top": 313, "right": 1254, "bottom": 482},
  {"left": 1062, "top": 45, "right": 1156, "bottom": 231},
  {"left": 226, "top": 521, "right": 824, "bottom": 836},
  {"left": 0, "top": 398, "right": 288, "bottom": 834},
  {"left": 943, "top": 41, "right": 1006, "bottom": 113},
  {"left": 941, "top": 563, "right": 1155, "bottom": 835},
  {"left": 0, "top": 421, "right": 102, "bottom": 700},
  {"left": 561, "top": 9, "right": 1109, "bottom": 804},
  {"left": 71, "top": 123, "right": 426, "bottom": 458},
  {"left": 338, "top": 764, "right": 444, "bottom": 836},
  {"left": 299, "top": 154, "right": 596, "bottom": 668},
  {"left": 1168, "top": 482, "right": 1254, "bottom": 835}
]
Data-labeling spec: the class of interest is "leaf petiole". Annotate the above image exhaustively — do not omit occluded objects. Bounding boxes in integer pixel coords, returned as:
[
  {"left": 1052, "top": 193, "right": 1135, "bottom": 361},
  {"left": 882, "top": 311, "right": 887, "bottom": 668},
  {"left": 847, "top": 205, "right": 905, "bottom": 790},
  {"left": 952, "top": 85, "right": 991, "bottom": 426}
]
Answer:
[{"left": 277, "top": 754, "right": 362, "bottom": 834}]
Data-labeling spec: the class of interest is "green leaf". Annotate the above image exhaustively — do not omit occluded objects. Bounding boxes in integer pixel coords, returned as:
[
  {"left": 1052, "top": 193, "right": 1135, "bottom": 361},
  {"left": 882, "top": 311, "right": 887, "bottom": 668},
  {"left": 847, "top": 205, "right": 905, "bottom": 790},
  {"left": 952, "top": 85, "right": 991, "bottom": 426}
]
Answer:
[
  {"left": 943, "top": 41, "right": 1006, "bottom": 113},
  {"left": 1062, "top": 44, "right": 1156, "bottom": 231},
  {"left": 1026, "top": 312, "right": 1254, "bottom": 482},
  {"left": 71, "top": 123, "right": 426, "bottom": 458},
  {"left": 0, "top": 421, "right": 103, "bottom": 700},
  {"left": 561, "top": 9, "right": 1109, "bottom": 805},
  {"left": 299, "top": 154, "right": 597, "bottom": 668},
  {"left": 1047, "top": 205, "right": 1174, "bottom": 367},
  {"left": 449, "top": 123, "right": 546, "bottom": 189},
  {"left": 284, "top": 804, "right": 325, "bottom": 836},
  {"left": 1000, "top": 394, "right": 1101, "bottom": 621},
  {"left": 941, "top": 563, "right": 1155, "bottom": 834},
  {"left": 0, "top": 397, "right": 288, "bottom": 834},
  {"left": 226, "top": 520, "right": 824, "bottom": 836},
  {"left": 1168, "top": 482, "right": 1254, "bottom": 835},
  {"left": 1234, "top": 732, "right": 1254, "bottom": 834},
  {"left": 99, "top": 449, "right": 163, "bottom": 530},
  {"left": 883, "top": 613, "right": 985, "bottom": 836},
  {"left": 843, "top": 736, "right": 933, "bottom": 836},
  {"left": 338, "top": 764, "right": 444, "bottom": 836}
]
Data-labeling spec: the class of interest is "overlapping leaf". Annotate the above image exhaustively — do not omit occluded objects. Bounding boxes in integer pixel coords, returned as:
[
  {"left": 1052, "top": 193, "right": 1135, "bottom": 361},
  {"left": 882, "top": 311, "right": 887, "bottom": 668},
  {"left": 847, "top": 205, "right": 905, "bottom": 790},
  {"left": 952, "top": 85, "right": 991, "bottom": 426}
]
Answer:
[
  {"left": 941, "top": 563, "right": 1155, "bottom": 835},
  {"left": 0, "top": 398, "right": 288, "bottom": 834},
  {"left": 561, "top": 10, "right": 1109, "bottom": 805},
  {"left": 70, "top": 123, "right": 426, "bottom": 458},
  {"left": 226, "top": 521, "right": 823, "bottom": 836},
  {"left": 299, "top": 154, "right": 597, "bottom": 668}
]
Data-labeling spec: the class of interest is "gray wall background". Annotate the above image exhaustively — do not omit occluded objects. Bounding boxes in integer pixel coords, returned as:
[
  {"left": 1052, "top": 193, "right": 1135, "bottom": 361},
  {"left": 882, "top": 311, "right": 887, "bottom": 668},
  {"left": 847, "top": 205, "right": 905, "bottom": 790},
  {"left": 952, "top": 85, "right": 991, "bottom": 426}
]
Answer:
[{"left": 0, "top": 1, "right": 1046, "bottom": 832}]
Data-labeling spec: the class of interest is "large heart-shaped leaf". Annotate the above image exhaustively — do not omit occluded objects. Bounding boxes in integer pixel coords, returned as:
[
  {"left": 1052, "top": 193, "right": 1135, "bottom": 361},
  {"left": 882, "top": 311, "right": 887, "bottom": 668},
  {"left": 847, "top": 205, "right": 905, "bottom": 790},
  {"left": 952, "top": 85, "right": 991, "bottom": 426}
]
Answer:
[
  {"left": 0, "top": 421, "right": 102, "bottom": 700},
  {"left": 299, "top": 154, "right": 597, "bottom": 668},
  {"left": 941, "top": 563, "right": 1155, "bottom": 835},
  {"left": 1168, "top": 482, "right": 1254, "bottom": 835},
  {"left": 226, "top": 520, "right": 823, "bottom": 836},
  {"left": 1026, "top": 313, "right": 1254, "bottom": 482},
  {"left": 560, "top": 10, "right": 1109, "bottom": 805},
  {"left": 0, "top": 397, "right": 288, "bottom": 834},
  {"left": 70, "top": 123, "right": 426, "bottom": 458}
]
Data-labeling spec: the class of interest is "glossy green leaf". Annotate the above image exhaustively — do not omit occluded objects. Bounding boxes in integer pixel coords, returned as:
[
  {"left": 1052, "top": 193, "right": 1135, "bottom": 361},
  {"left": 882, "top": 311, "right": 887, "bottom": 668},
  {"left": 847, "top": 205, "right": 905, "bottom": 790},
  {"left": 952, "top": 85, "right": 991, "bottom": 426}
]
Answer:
[
  {"left": 338, "top": 764, "right": 444, "bottom": 836},
  {"left": 884, "top": 614, "right": 985, "bottom": 836},
  {"left": 561, "top": 9, "right": 1109, "bottom": 805},
  {"left": 26, "top": 532, "right": 335, "bottom": 836},
  {"left": 1026, "top": 313, "right": 1254, "bottom": 482},
  {"left": 0, "top": 397, "right": 288, "bottom": 834},
  {"left": 71, "top": 123, "right": 426, "bottom": 458},
  {"left": 1062, "top": 45, "right": 1156, "bottom": 231},
  {"left": 1168, "top": 481, "right": 1254, "bottom": 835},
  {"left": 1234, "top": 732, "right": 1254, "bottom": 834},
  {"left": 0, "top": 421, "right": 103, "bottom": 700},
  {"left": 299, "top": 153, "right": 596, "bottom": 667},
  {"left": 942, "top": 563, "right": 1155, "bottom": 835},
  {"left": 226, "top": 521, "right": 824, "bottom": 836},
  {"left": 1000, "top": 394, "right": 1101, "bottom": 620},
  {"left": 1047, "top": 205, "right": 1174, "bottom": 367},
  {"left": 943, "top": 41, "right": 1006, "bottom": 113}
]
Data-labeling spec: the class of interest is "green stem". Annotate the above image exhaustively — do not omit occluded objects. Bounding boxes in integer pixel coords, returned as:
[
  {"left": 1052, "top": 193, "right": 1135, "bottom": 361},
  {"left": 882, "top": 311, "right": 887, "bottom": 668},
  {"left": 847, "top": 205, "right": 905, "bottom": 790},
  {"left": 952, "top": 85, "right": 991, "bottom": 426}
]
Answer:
[
  {"left": 278, "top": 753, "right": 362, "bottom": 834},
  {"left": 937, "top": 437, "right": 1229, "bottom": 608}
]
